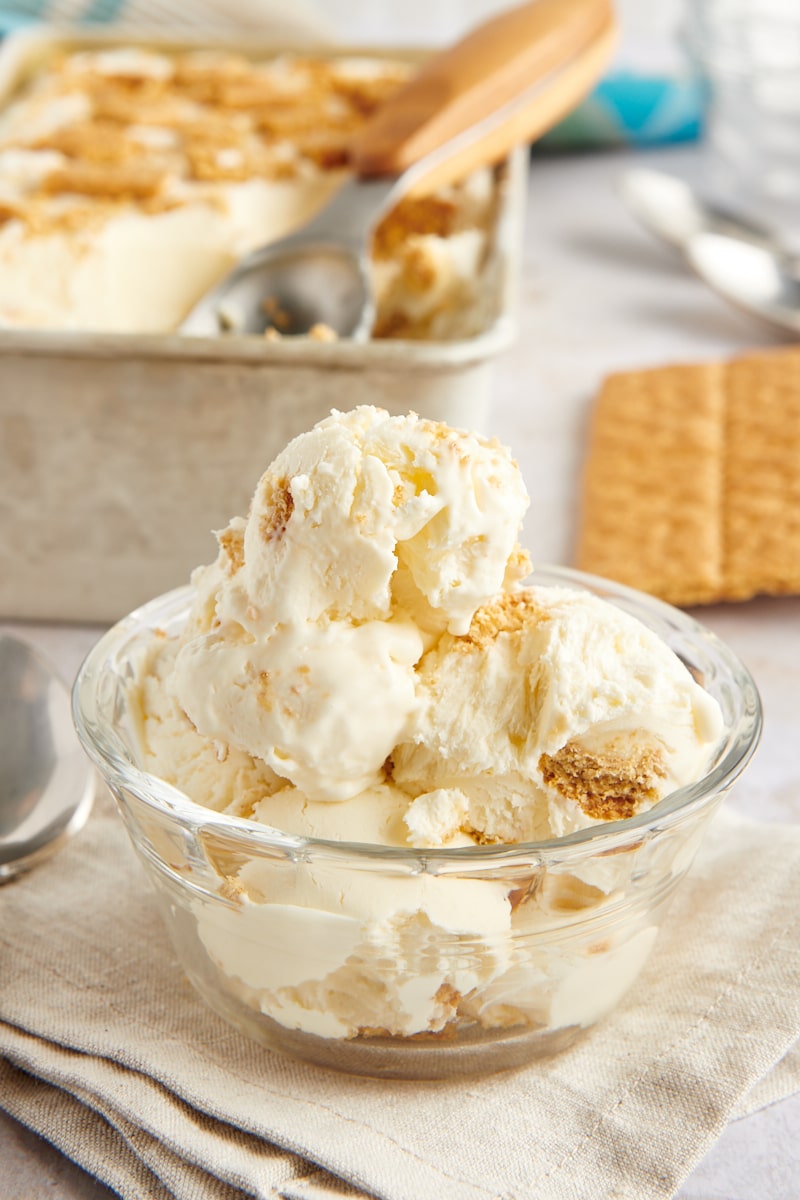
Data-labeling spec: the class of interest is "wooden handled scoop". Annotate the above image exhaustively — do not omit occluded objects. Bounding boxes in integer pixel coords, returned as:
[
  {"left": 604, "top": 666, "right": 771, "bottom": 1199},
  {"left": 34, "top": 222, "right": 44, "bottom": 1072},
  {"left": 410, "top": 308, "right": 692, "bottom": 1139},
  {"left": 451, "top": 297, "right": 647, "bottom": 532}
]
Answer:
[{"left": 180, "top": 0, "right": 616, "bottom": 339}]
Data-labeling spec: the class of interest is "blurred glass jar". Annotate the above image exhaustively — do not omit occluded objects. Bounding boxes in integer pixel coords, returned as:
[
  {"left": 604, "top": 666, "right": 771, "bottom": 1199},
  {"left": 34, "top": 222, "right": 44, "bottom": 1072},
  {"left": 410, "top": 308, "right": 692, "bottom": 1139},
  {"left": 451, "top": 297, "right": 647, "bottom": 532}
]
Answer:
[{"left": 685, "top": 0, "right": 800, "bottom": 199}]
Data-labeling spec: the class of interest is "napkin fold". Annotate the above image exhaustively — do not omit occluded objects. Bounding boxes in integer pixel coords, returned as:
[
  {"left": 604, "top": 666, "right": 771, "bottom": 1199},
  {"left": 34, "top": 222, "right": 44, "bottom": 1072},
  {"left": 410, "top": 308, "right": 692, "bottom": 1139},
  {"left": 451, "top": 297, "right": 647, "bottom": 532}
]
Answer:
[{"left": 1, "top": 785, "right": 799, "bottom": 1200}]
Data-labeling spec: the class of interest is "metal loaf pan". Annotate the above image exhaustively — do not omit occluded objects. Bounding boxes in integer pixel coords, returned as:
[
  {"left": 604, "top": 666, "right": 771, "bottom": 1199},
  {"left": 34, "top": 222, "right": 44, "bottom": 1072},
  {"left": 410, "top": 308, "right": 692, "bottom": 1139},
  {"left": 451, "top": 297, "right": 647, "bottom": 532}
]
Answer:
[{"left": 0, "top": 29, "right": 527, "bottom": 623}]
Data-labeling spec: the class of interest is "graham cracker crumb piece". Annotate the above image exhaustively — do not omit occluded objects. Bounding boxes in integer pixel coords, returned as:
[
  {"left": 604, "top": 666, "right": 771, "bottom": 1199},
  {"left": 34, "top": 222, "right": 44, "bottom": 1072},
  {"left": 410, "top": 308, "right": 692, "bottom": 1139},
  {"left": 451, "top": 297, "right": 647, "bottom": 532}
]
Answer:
[
  {"left": 15, "top": 197, "right": 115, "bottom": 236},
  {"left": 463, "top": 824, "right": 504, "bottom": 845},
  {"left": 308, "top": 322, "right": 338, "bottom": 342},
  {"left": 0, "top": 200, "right": 21, "bottom": 225},
  {"left": 355, "top": 1023, "right": 459, "bottom": 1042},
  {"left": 588, "top": 938, "right": 612, "bottom": 955},
  {"left": 218, "top": 525, "right": 244, "bottom": 574},
  {"left": 330, "top": 67, "right": 412, "bottom": 116},
  {"left": 371, "top": 309, "right": 412, "bottom": 339},
  {"left": 539, "top": 739, "right": 667, "bottom": 820},
  {"left": 459, "top": 589, "right": 546, "bottom": 651},
  {"left": 33, "top": 119, "right": 141, "bottom": 164},
  {"left": 398, "top": 243, "right": 438, "bottom": 293},
  {"left": 504, "top": 545, "right": 532, "bottom": 587},
  {"left": 40, "top": 161, "right": 166, "bottom": 200},
  {"left": 373, "top": 195, "right": 460, "bottom": 259},
  {"left": 219, "top": 875, "right": 245, "bottom": 903},
  {"left": 435, "top": 981, "right": 461, "bottom": 1011},
  {"left": 261, "top": 296, "right": 291, "bottom": 331},
  {"left": 356, "top": 984, "right": 462, "bottom": 1042},
  {"left": 259, "top": 475, "right": 294, "bottom": 543},
  {"left": 403, "top": 1022, "right": 461, "bottom": 1043}
]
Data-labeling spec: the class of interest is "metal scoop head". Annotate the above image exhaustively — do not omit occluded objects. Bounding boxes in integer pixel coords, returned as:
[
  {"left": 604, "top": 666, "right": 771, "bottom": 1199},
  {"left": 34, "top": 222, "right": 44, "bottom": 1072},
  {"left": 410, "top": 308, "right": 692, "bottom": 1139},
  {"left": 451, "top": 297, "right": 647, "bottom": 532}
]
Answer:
[{"left": 180, "top": 177, "right": 395, "bottom": 339}]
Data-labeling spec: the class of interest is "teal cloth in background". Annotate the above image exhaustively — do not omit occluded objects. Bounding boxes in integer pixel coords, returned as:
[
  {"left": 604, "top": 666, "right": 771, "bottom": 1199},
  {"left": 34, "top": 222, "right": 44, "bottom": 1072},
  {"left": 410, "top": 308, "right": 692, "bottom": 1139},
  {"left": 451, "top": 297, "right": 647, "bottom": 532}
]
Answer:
[{"left": 537, "top": 72, "right": 705, "bottom": 151}]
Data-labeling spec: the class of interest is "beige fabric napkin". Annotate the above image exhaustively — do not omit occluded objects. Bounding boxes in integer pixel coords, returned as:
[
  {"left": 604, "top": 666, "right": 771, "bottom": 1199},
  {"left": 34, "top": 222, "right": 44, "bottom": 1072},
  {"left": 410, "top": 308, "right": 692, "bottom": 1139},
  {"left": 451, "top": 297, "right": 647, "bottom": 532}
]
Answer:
[
  {"left": 1, "top": 784, "right": 799, "bottom": 1200},
  {"left": 735, "top": 1042, "right": 800, "bottom": 1118}
]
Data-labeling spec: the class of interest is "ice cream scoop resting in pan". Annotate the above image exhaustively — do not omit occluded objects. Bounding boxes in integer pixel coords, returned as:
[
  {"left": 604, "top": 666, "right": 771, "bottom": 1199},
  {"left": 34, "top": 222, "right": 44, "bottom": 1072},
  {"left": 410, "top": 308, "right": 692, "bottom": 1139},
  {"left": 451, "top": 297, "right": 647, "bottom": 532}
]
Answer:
[{"left": 180, "top": 0, "right": 616, "bottom": 339}]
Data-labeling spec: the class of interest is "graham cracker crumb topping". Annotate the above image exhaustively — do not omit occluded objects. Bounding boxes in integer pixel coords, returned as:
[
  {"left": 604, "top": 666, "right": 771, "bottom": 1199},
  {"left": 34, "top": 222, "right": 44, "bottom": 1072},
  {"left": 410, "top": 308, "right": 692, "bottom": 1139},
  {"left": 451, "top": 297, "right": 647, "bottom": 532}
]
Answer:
[{"left": 1, "top": 48, "right": 414, "bottom": 233}]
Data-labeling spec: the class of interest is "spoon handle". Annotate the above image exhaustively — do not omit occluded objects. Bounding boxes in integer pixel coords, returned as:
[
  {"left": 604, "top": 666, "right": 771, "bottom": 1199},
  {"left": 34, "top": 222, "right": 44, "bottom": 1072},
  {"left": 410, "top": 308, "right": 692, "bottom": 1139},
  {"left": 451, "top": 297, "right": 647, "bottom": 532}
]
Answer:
[{"left": 349, "top": 0, "right": 616, "bottom": 193}]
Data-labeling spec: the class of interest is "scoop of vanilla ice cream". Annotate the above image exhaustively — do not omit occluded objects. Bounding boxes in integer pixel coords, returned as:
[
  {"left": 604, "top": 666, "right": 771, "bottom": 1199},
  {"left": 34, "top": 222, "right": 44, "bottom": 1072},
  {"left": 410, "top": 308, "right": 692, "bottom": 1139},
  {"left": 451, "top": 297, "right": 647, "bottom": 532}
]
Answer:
[
  {"left": 393, "top": 586, "right": 724, "bottom": 844},
  {"left": 131, "top": 634, "right": 283, "bottom": 813},
  {"left": 173, "top": 614, "right": 423, "bottom": 800},
  {"left": 235, "top": 405, "right": 530, "bottom": 632},
  {"left": 170, "top": 407, "right": 529, "bottom": 801}
]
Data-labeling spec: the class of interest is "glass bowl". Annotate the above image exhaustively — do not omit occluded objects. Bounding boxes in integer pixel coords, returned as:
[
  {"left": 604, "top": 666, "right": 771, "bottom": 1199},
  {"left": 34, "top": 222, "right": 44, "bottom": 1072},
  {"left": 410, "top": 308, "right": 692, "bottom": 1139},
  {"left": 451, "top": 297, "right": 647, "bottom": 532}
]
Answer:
[{"left": 72, "top": 566, "right": 761, "bottom": 1079}]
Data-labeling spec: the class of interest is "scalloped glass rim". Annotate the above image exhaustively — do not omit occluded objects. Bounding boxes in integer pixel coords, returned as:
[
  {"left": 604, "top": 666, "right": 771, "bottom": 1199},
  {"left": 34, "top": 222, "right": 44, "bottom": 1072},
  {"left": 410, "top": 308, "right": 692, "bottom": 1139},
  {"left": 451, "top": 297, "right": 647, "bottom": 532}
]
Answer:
[{"left": 72, "top": 565, "right": 762, "bottom": 870}]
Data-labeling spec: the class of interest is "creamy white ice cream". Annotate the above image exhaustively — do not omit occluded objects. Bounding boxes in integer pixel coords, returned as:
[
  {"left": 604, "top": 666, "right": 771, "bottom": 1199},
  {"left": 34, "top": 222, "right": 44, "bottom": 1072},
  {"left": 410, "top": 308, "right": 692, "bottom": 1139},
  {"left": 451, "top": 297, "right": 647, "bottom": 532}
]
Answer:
[
  {"left": 129, "top": 406, "right": 724, "bottom": 1042},
  {"left": 394, "top": 585, "right": 723, "bottom": 845},
  {"left": 168, "top": 406, "right": 530, "bottom": 802}
]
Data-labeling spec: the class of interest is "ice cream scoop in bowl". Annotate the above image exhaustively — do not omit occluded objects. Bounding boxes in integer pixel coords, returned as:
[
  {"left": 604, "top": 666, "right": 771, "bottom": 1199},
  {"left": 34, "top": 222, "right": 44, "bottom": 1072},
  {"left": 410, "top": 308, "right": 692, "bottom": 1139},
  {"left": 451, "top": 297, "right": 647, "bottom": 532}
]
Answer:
[
  {"left": 72, "top": 404, "right": 759, "bottom": 1077},
  {"left": 73, "top": 566, "right": 760, "bottom": 1079}
]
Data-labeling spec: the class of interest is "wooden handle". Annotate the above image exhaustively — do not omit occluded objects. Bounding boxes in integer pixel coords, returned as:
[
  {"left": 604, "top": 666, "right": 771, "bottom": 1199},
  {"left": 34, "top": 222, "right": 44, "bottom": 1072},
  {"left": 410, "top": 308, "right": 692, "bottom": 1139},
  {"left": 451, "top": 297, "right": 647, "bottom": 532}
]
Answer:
[{"left": 349, "top": 0, "right": 616, "bottom": 190}]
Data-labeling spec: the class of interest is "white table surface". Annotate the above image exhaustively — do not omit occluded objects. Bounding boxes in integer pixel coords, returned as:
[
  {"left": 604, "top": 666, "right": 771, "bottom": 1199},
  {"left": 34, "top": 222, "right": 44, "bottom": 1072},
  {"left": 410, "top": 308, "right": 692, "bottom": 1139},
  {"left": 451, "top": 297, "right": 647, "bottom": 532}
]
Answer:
[{"left": 3, "top": 142, "right": 800, "bottom": 1198}]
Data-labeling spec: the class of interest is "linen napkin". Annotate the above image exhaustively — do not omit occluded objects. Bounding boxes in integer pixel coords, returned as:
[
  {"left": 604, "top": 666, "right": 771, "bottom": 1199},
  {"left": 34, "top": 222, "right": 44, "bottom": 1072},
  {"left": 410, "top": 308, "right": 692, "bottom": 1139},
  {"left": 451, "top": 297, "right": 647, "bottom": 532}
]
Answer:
[{"left": 1, "top": 783, "right": 799, "bottom": 1200}]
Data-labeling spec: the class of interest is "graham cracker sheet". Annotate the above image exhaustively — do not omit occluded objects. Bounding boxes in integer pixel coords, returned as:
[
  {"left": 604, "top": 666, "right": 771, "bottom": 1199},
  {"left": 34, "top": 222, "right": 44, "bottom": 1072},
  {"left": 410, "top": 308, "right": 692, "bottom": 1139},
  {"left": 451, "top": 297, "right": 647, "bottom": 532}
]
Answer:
[{"left": 576, "top": 347, "right": 800, "bottom": 606}]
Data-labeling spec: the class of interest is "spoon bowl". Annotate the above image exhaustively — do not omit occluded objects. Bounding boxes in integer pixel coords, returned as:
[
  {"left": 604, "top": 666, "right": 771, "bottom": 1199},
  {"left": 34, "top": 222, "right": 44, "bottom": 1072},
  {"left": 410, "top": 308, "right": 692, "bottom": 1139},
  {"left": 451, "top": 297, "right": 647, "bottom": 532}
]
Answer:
[
  {"left": 180, "top": 178, "right": 390, "bottom": 340},
  {"left": 0, "top": 634, "right": 95, "bottom": 882},
  {"left": 685, "top": 232, "right": 800, "bottom": 335},
  {"left": 619, "top": 166, "right": 777, "bottom": 252}
]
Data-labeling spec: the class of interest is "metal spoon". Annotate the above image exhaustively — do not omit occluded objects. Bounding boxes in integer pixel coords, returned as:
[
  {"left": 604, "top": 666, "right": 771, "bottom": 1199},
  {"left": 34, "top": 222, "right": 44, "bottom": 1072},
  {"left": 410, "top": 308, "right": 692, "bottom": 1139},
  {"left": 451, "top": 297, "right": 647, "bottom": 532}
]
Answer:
[
  {"left": 0, "top": 634, "right": 96, "bottom": 882},
  {"left": 180, "top": 0, "right": 617, "bottom": 340},
  {"left": 619, "top": 166, "right": 778, "bottom": 252},
  {"left": 685, "top": 232, "right": 800, "bottom": 335}
]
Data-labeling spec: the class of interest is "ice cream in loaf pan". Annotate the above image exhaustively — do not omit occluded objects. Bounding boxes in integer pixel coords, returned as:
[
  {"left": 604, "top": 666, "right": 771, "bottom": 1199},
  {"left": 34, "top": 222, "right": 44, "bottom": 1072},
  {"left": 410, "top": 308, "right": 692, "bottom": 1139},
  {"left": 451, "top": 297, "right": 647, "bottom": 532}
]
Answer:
[{"left": 0, "top": 45, "right": 502, "bottom": 337}]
